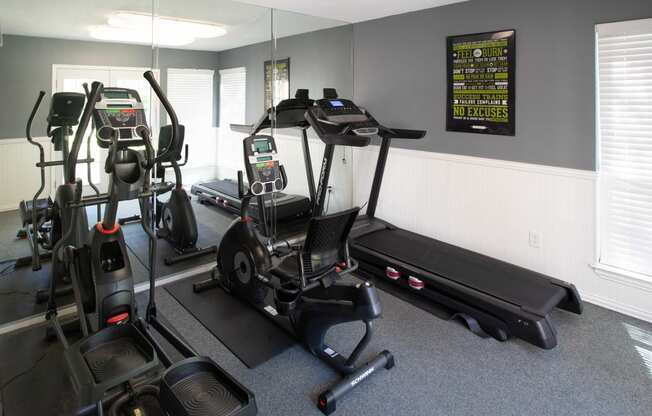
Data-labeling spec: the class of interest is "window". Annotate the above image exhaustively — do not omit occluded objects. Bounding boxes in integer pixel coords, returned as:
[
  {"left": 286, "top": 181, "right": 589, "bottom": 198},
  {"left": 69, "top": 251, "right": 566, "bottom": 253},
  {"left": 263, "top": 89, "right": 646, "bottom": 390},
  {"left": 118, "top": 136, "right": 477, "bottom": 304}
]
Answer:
[
  {"left": 218, "top": 67, "right": 247, "bottom": 173},
  {"left": 167, "top": 68, "right": 216, "bottom": 169},
  {"left": 219, "top": 67, "right": 246, "bottom": 126},
  {"left": 596, "top": 19, "right": 652, "bottom": 281}
]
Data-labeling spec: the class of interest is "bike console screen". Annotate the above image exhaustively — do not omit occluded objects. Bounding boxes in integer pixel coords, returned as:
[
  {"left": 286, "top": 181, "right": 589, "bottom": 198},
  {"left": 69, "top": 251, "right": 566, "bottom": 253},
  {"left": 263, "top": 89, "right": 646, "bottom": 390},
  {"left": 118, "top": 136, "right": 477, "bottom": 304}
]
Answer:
[
  {"left": 93, "top": 87, "right": 148, "bottom": 149},
  {"left": 243, "top": 136, "right": 284, "bottom": 196}
]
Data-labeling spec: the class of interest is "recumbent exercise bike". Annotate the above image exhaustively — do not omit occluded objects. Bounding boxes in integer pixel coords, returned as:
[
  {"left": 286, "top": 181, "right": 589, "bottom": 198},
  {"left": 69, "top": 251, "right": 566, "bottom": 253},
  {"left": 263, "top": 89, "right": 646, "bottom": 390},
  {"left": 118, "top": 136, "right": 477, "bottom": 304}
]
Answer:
[{"left": 194, "top": 134, "right": 394, "bottom": 415}]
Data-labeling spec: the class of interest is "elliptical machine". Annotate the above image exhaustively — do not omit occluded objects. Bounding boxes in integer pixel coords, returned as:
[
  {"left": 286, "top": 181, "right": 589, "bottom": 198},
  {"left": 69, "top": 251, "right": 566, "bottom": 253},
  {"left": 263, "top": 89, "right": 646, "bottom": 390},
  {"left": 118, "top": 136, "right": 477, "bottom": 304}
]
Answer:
[
  {"left": 194, "top": 134, "right": 394, "bottom": 415},
  {"left": 47, "top": 74, "right": 256, "bottom": 416},
  {"left": 17, "top": 90, "right": 99, "bottom": 303},
  {"left": 119, "top": 124, "right": 217, "bottom": 265},
  {"left": 155, "top": 125, "right": 217, "bottom": 264}
]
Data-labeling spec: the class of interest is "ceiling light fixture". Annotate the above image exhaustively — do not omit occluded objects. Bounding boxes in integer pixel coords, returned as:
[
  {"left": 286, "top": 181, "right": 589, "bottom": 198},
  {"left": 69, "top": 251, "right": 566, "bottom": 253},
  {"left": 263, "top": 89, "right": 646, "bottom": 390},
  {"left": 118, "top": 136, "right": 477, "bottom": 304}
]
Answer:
[{"left": 90, "top": 12, "right": 226, "bottom": 47}]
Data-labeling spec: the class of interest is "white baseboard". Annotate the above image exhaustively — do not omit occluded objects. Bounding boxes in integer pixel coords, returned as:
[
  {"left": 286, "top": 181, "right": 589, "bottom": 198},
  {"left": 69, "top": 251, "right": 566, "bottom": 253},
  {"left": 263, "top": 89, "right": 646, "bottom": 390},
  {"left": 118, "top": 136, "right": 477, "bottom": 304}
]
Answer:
[{"left": 583, "top": 293, "right": 652, "bottom": 323}]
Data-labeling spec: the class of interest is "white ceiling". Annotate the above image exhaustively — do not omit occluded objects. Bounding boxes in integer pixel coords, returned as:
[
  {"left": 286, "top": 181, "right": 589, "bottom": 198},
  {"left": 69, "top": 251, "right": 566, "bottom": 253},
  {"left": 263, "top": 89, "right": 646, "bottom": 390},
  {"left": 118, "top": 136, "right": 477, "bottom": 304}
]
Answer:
[
  {"left": 0, "top": 0, "right": 348, "bottom": 52},
  {"left": 236, "top": 0, "right": 469, "bottom": 23}
]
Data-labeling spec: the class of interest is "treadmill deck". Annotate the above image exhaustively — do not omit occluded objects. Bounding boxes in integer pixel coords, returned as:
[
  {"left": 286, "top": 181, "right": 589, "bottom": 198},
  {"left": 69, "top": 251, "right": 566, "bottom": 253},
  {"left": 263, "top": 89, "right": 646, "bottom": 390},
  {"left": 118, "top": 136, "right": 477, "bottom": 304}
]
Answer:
[{"left": 353, "top": 227, "right": 566, "bottom": 315}]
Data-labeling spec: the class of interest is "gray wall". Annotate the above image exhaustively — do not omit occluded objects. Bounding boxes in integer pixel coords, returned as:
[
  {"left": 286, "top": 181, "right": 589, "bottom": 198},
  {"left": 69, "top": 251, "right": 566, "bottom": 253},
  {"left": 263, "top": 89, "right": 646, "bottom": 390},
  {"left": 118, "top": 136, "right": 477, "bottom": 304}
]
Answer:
[
  {"left": 0, "top": 35, "right": 219, "bottom": 139},
  {"left": 218, "top": 25, "right": 353, "bottom": 125},
  {"left": 353, "top": 0, "right": 652, "bottom": 170}
]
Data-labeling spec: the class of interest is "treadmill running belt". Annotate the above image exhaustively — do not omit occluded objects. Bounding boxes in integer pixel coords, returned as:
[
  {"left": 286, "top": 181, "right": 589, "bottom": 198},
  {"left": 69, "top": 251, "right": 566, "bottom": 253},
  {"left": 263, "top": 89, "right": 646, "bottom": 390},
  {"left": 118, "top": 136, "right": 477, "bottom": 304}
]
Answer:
[
  {"left": 354, "top": 229, "right": 565, "bottom": 315},
  {"left": 202, "top": 180, "right": 240, "bottom": 197}
]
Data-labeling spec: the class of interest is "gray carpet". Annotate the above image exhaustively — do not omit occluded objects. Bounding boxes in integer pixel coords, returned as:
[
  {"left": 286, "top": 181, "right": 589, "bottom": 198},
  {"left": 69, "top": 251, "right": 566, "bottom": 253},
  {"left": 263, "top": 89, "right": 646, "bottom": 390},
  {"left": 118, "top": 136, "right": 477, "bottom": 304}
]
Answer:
[
  {"left": 2, "top": 202, "right": 651, "bottom": 415},
  {"left": 154, "top": 284, "right": 652, "bottom": 416}
]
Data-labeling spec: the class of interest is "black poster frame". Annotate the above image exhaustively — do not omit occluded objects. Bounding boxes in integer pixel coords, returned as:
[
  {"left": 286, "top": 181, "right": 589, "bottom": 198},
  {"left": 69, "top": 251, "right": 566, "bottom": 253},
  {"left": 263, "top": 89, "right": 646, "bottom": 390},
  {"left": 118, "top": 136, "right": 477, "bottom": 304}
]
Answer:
[
  {"left": 264, "top": 57, "right": 291, "bottom": 110},
  {"left": 446, "top": 30, "right": 516, "bottom": 136}
]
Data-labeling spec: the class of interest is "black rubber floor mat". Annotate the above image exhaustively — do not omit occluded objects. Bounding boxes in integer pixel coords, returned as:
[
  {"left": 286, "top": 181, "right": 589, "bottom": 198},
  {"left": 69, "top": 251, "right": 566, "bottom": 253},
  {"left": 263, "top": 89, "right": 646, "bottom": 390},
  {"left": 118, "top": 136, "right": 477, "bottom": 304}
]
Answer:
[
  {"left": 0, "top": 322, "right": 81, "bottom": 415},
  {"left": 0, "top": 261, "right": 73, "bottom": 326},
  {"left": 165, "top": 273, "right": 295, "bottom": 369}
]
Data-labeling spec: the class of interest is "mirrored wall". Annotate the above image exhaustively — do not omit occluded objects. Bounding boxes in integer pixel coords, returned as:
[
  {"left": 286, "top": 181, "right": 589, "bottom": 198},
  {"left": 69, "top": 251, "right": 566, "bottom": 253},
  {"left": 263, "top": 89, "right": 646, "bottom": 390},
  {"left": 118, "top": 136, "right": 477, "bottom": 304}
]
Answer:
[
  {"left": 266, "top": 9, "right": 354, "bottom": 214},
  {"left": 0, "top": 0, "right": 354, "bottom": 326}
]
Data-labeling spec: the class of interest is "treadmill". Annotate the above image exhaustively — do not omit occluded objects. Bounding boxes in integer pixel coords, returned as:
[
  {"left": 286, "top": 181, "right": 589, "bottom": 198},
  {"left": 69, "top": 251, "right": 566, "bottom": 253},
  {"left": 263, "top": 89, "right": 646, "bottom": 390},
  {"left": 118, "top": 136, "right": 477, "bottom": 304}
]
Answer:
[
  {"left": 305, "top": 91, "right": 583, "bottom": 350},
  {"left": 191, "top": 90, "right": 314, "bottom": 224}
]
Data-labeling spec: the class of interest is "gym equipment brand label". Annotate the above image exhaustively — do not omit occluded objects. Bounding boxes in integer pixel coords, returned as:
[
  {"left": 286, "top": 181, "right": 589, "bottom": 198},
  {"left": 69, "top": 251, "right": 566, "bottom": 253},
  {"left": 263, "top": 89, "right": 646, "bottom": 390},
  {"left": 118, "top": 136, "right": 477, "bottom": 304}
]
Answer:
[{"left": 446, "top": 30, "right": 516, "bottom": 136}]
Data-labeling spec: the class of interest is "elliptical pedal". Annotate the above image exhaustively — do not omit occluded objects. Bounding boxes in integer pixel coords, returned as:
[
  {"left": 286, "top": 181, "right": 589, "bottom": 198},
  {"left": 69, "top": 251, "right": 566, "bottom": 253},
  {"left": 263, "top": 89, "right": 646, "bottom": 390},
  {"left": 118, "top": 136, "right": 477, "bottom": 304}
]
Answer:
[{"left": 160, "top": 357, "right": 257, "bottom": 416}]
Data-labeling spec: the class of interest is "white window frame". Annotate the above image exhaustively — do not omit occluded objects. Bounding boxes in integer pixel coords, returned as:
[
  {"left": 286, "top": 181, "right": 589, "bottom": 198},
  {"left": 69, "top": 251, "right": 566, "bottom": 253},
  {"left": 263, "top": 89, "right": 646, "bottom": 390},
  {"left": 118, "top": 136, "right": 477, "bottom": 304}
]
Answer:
[{"left": 593, "top": 19, "right": 652, "bottom": 290}]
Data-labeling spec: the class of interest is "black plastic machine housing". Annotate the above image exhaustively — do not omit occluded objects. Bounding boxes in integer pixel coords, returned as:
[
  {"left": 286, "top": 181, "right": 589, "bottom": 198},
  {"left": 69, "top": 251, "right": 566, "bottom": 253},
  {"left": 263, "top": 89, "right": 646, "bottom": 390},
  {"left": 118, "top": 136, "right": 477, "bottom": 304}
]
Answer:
[{"left": 305, "top": 90, "right": 583, "bottom": 350}]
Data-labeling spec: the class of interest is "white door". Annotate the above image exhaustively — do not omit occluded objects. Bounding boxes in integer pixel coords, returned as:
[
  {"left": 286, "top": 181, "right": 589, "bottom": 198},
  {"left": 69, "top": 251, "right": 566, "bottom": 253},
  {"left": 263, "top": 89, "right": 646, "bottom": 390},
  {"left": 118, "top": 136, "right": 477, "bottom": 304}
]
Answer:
[{"left": 53, "top": 66, "right": 160, "bottom": 195}]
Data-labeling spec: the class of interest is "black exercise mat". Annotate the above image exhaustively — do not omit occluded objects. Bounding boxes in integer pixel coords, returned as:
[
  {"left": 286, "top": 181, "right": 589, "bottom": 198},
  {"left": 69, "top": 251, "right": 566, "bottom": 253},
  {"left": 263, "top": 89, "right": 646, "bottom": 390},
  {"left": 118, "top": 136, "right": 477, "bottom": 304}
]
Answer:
[
  {"left": 0, "top": 261, "right": 74, "bottom": 325},
  {"left": 0, "top": 321, "right": 80, "bottom": 415},
  {"left": 0, "top": 250, "right": 149, "bottom": 326},
  {"left": 165, "top": 273, "right": 296, "bottom": 368}
]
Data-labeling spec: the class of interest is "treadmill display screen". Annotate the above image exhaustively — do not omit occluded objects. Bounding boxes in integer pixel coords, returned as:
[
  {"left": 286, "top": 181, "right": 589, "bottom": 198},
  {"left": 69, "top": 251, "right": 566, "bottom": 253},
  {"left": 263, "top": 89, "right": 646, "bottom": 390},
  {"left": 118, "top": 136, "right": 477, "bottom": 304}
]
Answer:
[
  {"left": 329, "top": 100, "right": 344, "bottom": 108},
  {"left": 253, "top": 140, "right": 271, "bottom": 153}
]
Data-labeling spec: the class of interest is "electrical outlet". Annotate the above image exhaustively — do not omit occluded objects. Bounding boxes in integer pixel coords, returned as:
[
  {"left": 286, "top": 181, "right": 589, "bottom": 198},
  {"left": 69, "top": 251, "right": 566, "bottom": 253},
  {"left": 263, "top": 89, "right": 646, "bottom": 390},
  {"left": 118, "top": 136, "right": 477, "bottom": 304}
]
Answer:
[{"left": 528, "top": 231, "right": 541, "bottom": 249}]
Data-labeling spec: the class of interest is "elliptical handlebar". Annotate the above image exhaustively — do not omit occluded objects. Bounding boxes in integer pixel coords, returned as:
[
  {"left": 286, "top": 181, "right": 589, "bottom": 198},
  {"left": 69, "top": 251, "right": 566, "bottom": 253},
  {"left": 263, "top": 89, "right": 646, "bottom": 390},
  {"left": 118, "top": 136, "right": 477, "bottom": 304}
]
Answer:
[
  {"left": 26, "top": 91, "right": 46, "bottom": 146},
  {"left": 143, "top": 71, "right": 179, "bottom": 168},
  {"left": 65, "top": 81, "right": 103, "bottom": 184}
]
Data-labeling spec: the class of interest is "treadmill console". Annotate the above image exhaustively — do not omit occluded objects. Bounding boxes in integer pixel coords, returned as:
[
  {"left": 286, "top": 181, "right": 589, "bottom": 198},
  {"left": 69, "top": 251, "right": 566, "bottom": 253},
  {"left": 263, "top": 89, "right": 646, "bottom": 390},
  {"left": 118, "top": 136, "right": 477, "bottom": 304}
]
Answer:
[
  {"left": 243, "top": 135, "right": 284, "bottom": 196},
  {"left": 313, "top": 97, "right": 379, "bottom": 136},
  {"left": 93, "top": 87, "right": 148, "bottom": 149}
]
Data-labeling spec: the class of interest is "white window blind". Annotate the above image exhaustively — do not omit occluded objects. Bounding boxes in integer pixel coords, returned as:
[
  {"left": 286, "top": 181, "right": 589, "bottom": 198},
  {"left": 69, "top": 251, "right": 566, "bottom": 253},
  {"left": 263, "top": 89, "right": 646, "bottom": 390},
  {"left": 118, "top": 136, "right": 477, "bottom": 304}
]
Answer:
[
  {"left": 219, "top": 67, "right": 247, "bottom": 125},
  {"left": 217, "top": 67, "right": 247, "bottom": 173},
  {"left": 167, "top": 68, "right": 215, "bottom": 169},
  {"left": 597, "top": 19, "right": 652, "bottom": 280}
]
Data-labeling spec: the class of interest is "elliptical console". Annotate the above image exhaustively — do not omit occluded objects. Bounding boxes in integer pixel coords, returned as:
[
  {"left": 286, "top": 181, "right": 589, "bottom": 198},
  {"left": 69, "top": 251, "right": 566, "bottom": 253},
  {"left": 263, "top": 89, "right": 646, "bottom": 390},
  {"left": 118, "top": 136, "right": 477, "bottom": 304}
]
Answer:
[{"left": 94, "top": 87, "right": 148, "bottom": 147}]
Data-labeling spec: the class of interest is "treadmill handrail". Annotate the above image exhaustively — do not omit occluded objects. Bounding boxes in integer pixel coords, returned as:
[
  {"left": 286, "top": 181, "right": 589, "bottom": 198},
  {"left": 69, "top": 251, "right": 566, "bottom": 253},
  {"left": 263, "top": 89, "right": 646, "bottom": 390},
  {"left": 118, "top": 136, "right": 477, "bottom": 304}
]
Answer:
[
  {"left": 380, "top": 126, "right": 427, "bottom": 140},
  {"left": 230, "top": 123, "right": 255, "bottom": 134}
]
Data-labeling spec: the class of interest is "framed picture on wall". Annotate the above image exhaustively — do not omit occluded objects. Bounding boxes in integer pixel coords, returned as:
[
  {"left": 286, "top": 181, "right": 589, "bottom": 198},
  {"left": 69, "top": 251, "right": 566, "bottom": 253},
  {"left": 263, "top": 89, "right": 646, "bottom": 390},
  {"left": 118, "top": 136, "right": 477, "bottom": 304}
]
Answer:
[
  {"left": 446, "top": 30, "right": 516, "bottom": 136},
  {"left": 264, "top": 58, "right": 290, "bottom": 110}
]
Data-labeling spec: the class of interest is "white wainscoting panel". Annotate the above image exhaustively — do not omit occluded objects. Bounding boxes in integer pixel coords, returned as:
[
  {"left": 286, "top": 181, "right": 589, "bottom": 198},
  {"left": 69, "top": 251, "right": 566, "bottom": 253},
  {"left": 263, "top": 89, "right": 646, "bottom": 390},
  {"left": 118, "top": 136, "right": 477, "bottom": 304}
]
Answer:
[
  {"left": 352, "top": 146, "right": 652, "bottom": 323},
  {"left": 0, "top": 137, "right": 53, "bottom": 212}
]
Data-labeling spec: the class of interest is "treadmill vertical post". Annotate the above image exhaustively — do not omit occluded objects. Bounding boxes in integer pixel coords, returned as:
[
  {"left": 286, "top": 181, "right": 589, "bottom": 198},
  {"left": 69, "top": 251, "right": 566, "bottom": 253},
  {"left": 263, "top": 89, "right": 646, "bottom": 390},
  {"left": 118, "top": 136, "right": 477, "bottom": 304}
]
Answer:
[
  {"left": 313, "top": 143, "right": 335, "bottom": 216},
  {"left": 301, "top": 128, "right": 317, "bottom": 205},
  {"left": 366, "top": 136, "right": 392, "bottom": 218}
]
